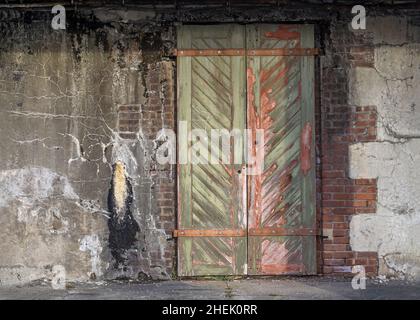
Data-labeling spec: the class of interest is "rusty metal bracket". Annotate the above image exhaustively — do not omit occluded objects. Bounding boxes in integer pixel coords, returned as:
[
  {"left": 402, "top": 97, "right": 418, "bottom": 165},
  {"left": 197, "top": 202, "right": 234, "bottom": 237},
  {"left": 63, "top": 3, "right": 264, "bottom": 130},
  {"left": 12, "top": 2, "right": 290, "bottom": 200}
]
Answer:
[
  {"left": 173, "top": 229, "right": 247, "bottom": 237},
  {"left": 172, "top": 49, "right": 245, "bottom": 56},
  {"left": 174, "top": 228, "right": 319, "bottom": 237},
  {"left": 247, "top": 48, "right": 320, "bottom": 56},
  {"left": 248, "top": 228, "right": 319, "bottom": 236},
  {"left": 172, "top": 48, "right": 320, "bottom": 57}
]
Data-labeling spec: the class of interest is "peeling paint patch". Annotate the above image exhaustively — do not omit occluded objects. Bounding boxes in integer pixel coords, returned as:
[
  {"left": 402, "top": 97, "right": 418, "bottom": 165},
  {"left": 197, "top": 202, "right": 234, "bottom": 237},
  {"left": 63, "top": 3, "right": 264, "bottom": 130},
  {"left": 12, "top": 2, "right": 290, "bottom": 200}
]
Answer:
[
  {"left": 350, "top": 213, "right": 420, "bottom": 279},
  {"left": 112, "top": 161, "right": 129, "bottom": 219},
  {"left": 0, "top": 166, "right": 78, "bottom": 208},
  {"left": 79, "top": 234, "right": 103, "bottom": 277},
  {"left": 265, "top": 25, "right": 300, "bottom": 41},
  {"left": 300, "top": 122, "right": 312, "bottom": 176}
]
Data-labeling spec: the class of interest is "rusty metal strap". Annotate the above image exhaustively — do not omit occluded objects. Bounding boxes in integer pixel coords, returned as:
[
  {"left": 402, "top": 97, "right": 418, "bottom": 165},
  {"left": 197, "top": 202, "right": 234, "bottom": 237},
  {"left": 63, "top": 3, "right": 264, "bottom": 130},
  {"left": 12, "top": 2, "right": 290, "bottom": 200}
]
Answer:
[
  {"left": 174, "top": 49, "right": 245, "bottom": 56},
  {"left": 248, "top": 228, "right": 319, "bottom": 236},
  {"left": 173, "top": 229, "right": 246, "bottom": 237},
  {"left": 173, "top": 228, "right": 319, "bottom": 237},
  {"left": 173, "top": 48, "right": 319, "bottom": 57},
  {"left": 247, "top": 48, "right": 319, "bottom": 56}
]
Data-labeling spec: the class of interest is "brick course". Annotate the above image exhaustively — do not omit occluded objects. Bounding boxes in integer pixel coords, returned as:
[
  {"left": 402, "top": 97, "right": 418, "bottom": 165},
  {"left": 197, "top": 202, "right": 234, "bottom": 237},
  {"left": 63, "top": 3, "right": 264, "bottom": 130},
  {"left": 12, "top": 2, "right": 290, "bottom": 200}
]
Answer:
[
  {"left": 146, "top": 61, "right": 177, "bottom": 276},
  {"left": 319, "top": 23, "right": 378, "bottom": 276},
  {"left": 118, "top": 61, "right": 176, "bottom": 277}
]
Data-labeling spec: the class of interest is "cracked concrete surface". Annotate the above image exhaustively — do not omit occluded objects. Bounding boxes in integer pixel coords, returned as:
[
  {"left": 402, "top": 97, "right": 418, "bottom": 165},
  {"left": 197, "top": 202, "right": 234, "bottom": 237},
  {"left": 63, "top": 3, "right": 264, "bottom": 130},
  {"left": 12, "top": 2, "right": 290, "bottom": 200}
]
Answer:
[
  {"left": 349, "top": 17, "right": 420, "bottom": 280},
  {"left": 0, "top": 10, "right": 174, "bottom": 286}
]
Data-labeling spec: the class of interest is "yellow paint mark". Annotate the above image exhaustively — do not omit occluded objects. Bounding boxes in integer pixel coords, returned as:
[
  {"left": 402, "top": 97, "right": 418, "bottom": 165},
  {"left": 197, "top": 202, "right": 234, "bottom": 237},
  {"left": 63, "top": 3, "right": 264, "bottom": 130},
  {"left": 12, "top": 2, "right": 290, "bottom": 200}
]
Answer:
[{"left": 113, "top": 161, "right": 127, "bottom": 216}]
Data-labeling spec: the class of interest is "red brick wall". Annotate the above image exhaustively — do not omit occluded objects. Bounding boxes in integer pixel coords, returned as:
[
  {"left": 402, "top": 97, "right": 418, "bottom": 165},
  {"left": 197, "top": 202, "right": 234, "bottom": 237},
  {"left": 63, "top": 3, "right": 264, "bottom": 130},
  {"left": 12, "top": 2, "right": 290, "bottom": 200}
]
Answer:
[
  {"left": 118, "top": 105, "right": 140, "bottom": 139},
  {"left": 117, "top": 61, "right": 176, "bottom": 277},
  {"left": 319, "top": 24, "right": 378, "bottom": 276},
  {"left": 146, "top": 61, "right": 177, "bottom": 276}
]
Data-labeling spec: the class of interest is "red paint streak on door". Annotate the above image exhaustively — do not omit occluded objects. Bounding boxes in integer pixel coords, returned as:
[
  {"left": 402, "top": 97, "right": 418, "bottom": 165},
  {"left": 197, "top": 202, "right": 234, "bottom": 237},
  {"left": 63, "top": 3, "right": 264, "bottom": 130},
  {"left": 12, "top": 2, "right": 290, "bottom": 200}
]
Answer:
[
  {"left": 265, "top": 25, "right": 300, "bottom": 41},
  {"left": 300, "top": 122, "right": 312, "bottom": 175},
  {"left": 247, "top": 66, "right": 261, "bottom": 229},
  {"left": 260, "top": 240, "right": 304, "bottom": 274}
]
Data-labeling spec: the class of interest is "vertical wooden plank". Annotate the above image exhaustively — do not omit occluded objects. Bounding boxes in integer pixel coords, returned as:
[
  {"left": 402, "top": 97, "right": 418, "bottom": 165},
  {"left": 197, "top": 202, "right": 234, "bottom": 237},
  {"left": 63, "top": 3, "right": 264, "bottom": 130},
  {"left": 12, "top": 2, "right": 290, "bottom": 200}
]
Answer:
[
  {"left": 246, "top": 24, "right": 261, "bottom": 274},
  {"left": 177, "top": 25, "right": 193, "bottom": 276},
  {"left": 300, "top": 24, "right": 317, "bottom": 274},
  {"left": 246, "top": 24, "right": 317, "bottom": 275},
  {"left": 177, "top": 24, "right": 247, "bottom": 276},
  {"left": 231, "top": 25, "right": 247, "bottom": 274}
]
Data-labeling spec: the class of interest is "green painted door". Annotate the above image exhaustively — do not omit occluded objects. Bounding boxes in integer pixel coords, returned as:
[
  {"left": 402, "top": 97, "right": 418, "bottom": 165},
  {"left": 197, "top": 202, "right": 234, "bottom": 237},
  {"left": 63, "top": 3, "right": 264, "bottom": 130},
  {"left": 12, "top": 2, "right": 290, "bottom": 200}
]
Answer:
[
  {"left": 246, "top": 24, "right": 316, "bottom": 275},
  {"left": 177, "top": 24, "right": 316, "bottom": 276},
  {"left": 177, "top": 25, "right": 247, "bottom": 276}
]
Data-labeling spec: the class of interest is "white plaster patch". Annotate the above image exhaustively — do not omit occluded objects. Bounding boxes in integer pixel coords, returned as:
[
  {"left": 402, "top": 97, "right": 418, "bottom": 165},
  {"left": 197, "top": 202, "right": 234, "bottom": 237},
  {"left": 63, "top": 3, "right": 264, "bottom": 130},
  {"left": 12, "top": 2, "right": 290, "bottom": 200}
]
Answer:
[
  {"left": 111, "top": 135, "right": 139, "bottom": 177},
  {"left": 0, "top": 265, "right": 48, "bottom": 287},
  {"left": 349, "top": 45, "right": 420, "bottom": 139},
  {"left": 348, "top": 43, "right": 420, "bottom": 280},
  {"left": 16, "top": 205, "right": 70, "bottom": 234},
  {"left": 350, "top": 140, "right": 420, "bottom": 216},
  {"left": 349, "top": 140, "right": 420, "bottom": 279},
  {"left": 0, "top": 166, "right": 78, "bottom": 208},
  {"left": 350, "top": 213, "right": 420, "bottom": 279},
  {"left": 79, "top": 234, "right": 103, "bottom": 277}
]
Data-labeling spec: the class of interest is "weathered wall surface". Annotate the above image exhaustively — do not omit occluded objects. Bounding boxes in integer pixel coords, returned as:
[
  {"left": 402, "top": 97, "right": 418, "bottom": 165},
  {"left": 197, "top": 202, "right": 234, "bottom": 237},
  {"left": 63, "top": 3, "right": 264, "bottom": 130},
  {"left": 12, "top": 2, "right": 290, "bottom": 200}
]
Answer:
[
  {"left": 349, "top": 17, "right": 420, "bottom": 280},
  {"left": 0, "top": 9, "right": 176, "bottom": 286},
  {"left": 0, "top": 3, "right": 419, "bottom": 286}
]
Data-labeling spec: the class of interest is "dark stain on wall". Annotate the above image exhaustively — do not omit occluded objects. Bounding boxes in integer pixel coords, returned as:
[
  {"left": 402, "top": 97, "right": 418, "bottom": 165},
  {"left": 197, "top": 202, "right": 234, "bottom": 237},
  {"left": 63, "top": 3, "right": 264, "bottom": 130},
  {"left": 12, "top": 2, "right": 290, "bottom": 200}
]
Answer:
[
  {"left": 141, "top": 32, "right": 163, "bottom": 64},
  {"left": 107, "top": 162, "right": 140, "bottom": 269}
]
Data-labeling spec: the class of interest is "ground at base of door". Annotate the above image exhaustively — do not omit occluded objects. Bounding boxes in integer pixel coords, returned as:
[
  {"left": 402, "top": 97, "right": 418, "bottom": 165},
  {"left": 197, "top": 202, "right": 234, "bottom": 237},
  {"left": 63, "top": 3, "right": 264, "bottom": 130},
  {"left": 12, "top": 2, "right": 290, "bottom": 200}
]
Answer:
[{"left": 1, "top": 277, "right": 419, "bottom": 300}]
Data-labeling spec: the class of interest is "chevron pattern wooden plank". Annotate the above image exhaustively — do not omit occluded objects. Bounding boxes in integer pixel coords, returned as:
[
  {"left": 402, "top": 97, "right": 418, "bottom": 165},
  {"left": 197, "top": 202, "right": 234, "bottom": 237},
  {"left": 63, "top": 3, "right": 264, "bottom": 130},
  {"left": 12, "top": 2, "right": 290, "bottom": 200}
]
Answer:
[
  {"left": 177, "top": 25, "right": 247, "bottom": 276},
  {"left": 247, "top": 24, "right": 316, "bottom": 275},
  {"left": 177, "top": 24, "right": 316, "bottom": 276}
]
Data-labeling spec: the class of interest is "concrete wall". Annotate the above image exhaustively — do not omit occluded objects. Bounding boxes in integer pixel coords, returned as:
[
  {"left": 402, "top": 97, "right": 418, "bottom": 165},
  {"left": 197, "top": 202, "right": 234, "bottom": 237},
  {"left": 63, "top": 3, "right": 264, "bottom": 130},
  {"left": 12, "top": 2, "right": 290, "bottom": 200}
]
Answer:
[
  {"left": 0, "top": 9, "right": 176, "bottom": 286},
  {"left": 0, "top": 3, "right": 419, "bottom": 285},
  {"left": 349, "top": 17, "right": 420, "bottom": 280}
]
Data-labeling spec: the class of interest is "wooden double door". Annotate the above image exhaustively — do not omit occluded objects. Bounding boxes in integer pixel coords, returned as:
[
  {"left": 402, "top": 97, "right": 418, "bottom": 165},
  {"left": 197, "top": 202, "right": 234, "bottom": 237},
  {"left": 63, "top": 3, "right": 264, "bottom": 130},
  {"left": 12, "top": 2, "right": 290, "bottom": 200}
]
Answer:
[{"left": 176, "top": 24, "right": 316, "bottom": 276}]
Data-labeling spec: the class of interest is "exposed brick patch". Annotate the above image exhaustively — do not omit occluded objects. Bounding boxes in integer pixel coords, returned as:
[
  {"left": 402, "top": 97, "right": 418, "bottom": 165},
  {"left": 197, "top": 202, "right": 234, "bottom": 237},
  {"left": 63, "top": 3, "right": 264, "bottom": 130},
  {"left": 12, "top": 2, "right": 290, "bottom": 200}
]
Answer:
[
  {"left": 320, "top": 24, "right": 378, "bottom": 277},
  {"left": 142, "top": 61, "right": 175, "bottom": 140},
  {"left": 349, "top": 106, "right": 377, "bottom": 142},
  {"left": 144, "top": 61, "right": 176, "bottom": 276},
  {"left": 114, "top": 61, "right": 176, "bottom": 277},
  {"left": 321, "top": 176, "right": 378, "bottom": 276},
  {"left": 155, "top": 177, "right": 176, "bottom": 273},
  {"left": 118, "top": 104, "right": 141, "bottom": 139},
  {"left": 350, "top": 46, "right": 374, "bottom": 68}
]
